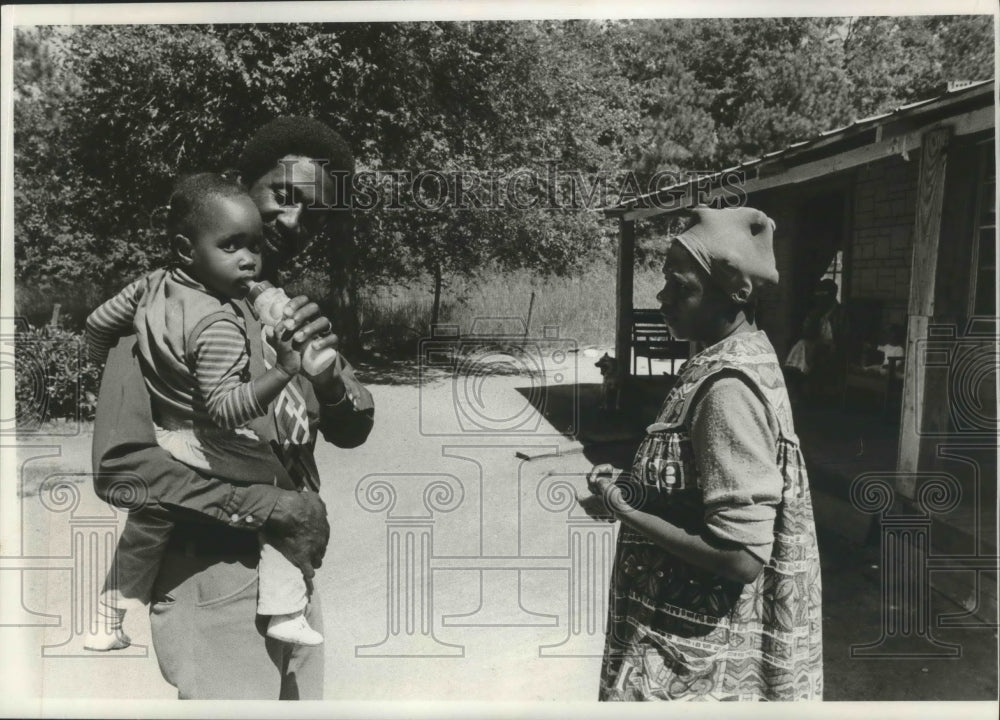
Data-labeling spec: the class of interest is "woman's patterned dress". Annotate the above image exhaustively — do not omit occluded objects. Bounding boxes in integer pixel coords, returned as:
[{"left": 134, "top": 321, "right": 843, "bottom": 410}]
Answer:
[{"left": 599, "top": 330, "right": 823, "bottom": 701}]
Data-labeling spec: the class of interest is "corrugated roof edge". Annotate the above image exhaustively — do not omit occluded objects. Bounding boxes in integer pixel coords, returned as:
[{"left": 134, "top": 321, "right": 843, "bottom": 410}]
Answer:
[{"left": 604, "top": 78, "right": 995, "bottom": 215}]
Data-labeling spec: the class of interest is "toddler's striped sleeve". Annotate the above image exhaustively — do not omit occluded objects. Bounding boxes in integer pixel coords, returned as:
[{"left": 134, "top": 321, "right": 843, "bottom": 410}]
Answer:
[
  {"left": 85, "top": 277, "right": 147, "bottom": 365},
  {"left": 190, "top": 318, "right": 266, "bottom": 429}
]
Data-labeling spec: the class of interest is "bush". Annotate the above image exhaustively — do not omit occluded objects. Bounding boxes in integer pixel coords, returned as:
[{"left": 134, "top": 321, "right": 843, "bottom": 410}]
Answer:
[{"left": 14, "top": 323, "right": 100, "bottom": 426}]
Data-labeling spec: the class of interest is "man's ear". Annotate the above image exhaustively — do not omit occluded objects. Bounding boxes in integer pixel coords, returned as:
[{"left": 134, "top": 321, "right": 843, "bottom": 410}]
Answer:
[
  {"left": 225, "top": 169, "right": 247, "bottom": 189},
  {"left": 172, "top": 234, "right": 195, "bottom": 266}
]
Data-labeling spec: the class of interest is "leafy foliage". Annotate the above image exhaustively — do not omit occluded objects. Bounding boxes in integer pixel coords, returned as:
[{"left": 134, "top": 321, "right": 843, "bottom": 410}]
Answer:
[
  {"left": 12, "top": 17, "right": 995, "bottom": 339},
  {"left": 14, "top": 324, "right": 101, "bottom": 426},
  {"left": 843, "top": 15, "right": 996, "bottom": 119}
]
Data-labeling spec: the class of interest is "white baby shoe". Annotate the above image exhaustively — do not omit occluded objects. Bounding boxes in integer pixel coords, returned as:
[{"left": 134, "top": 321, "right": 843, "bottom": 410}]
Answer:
[
  {"left": 83, "top": 604, "right": 131, "bottom": 651},
  {"left": 266, "top": 611, "right": 324, "bottom": 646}
]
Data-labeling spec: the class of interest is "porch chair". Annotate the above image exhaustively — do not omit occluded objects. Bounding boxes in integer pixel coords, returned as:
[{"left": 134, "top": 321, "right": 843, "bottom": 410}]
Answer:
[
  {"left": 843, "top": 355, "right": 905, "bottom": 415},
  {"left": 839, "top": 298, "right": 904, "bottom": 416},
  {"left": 631, "top": 308, "right": 689, "bottom": 376}
]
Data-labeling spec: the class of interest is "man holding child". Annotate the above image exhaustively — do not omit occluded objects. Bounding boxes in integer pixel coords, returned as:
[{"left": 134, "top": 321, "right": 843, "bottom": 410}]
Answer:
[{"left": 90, "top": 117, "right": 374, "bottom": 700}]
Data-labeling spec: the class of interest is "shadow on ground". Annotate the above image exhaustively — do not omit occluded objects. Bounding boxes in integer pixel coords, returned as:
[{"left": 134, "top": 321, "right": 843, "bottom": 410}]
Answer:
[
  {"left": 354, "top": 348, "right": 552, "bottom": 387},
  {"left": 514, "top": 374, "right": 676, "bottom": 468},
  {"left": 352, "top": 351, "right": 429, "bottom": 386},
  {"left": 818, "top": 525, "right": 998, "bottom": 700},
  {"left": 518, "top": 377, "right": 999, "bottom": 700}
]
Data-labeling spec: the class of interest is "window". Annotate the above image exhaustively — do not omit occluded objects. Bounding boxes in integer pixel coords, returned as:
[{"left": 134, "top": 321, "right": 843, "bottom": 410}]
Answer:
[
  {"left": 970, "top": 144, "right": 996, "bottom": 317},
  {"left": 821, "top": 250, "right": 844, "bottom": 303}
]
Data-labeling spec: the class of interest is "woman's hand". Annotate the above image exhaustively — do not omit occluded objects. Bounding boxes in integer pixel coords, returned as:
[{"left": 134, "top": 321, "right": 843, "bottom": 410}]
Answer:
[
  {"left": 586, "top": 463, "right": 619, "bottom": 495},
  {"left": 574, "top": 464, "right": 622, "bottom": 522},
  {"left": 575, "top": 490, "right": 616, "bottom": 522}
]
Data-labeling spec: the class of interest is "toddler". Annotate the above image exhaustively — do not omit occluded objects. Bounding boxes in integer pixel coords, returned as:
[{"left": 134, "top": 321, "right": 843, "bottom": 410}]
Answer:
[{"left": 84, "top": 173, "right": 322, "bottom": 650}]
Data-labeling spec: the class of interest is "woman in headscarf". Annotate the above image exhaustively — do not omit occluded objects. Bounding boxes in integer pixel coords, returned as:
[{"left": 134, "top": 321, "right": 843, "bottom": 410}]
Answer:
[{"left": 576, "top": 207, "right": 823, "bottom": 701}]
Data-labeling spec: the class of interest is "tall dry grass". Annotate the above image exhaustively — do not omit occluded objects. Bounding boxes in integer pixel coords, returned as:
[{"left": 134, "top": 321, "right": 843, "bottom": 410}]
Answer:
[
  {"left": 16, "top": 260, "right": 664, "bottom": 354},
  {"left": 358, "top": 261, "right": 664, "bottom": 350}
]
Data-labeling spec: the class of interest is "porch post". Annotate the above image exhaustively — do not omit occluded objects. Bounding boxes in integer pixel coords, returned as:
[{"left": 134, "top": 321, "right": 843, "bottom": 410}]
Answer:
[
  {"left": 614, "top": 218, "right": 635, "bottom": 408},
  {"left": 897, "top": 126, "right": 952, "bottom": 497}
]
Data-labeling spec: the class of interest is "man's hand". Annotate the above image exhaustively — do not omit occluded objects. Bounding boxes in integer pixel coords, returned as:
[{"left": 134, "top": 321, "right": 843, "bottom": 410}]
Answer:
[
  {"left": 264, "top": 489, "right": 330, "bottom": 579},
  {"left": 280, "top": 295, "right": 337, "bottom": 351},
  {"left": 278, "top": 295, "right": 349, "bottom": 400},
  {"left": 278, "top": 294, "right": 374, "bottom": 411}
]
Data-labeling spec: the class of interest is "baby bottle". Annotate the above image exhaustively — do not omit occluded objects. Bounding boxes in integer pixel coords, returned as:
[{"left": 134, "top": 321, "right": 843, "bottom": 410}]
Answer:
[{"left": 245, "top": 280, "right": 339, "bottom": 375}]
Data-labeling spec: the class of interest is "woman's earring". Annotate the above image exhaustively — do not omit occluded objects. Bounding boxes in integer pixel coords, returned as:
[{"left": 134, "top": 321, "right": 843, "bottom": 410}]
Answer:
[{"left": 732, "top": 287, "right": 751, "bottom": 304}]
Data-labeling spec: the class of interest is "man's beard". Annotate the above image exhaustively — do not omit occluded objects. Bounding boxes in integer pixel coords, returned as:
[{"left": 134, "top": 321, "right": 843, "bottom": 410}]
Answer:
[{"left": 262, "top": 222, "right": 288, "bottom": 256}]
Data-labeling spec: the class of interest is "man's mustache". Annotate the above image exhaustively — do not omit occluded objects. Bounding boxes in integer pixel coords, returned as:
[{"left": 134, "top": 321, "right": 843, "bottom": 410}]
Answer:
[
  {"left": 262, "top": 221, "right": 327, "bottom": 262},
  {"left": 262, "top": 222, "right": 292, "bottom": 257}
]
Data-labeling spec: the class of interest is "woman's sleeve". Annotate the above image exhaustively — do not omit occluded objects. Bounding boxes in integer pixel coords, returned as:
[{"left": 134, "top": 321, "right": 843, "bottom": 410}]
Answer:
[{"left": 689, "top": 375, "right": 784, "bottom": 564}]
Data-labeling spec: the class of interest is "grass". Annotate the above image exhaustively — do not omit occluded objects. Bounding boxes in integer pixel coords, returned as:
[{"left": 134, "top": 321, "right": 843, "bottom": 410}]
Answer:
[
  {"left": 13, "top": 259, "right": 666, "bottom": 389},
  {"left": 15, "top": 261, "right": 663, "bottom": 424},
  {"left": 358, "top": 261, "right": 664, "bottom": 351}
]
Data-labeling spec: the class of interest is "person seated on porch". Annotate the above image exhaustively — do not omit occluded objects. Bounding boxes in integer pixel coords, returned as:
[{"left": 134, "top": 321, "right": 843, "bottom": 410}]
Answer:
[
  {"left": 783, "top": 278, "right": 848, "bottom": 403},
  {"left": 861, "top": 323, "right": 905, "bottom": 376}
]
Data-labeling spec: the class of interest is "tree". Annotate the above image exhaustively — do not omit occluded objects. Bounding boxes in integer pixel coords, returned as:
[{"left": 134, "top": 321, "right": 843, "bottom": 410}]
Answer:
[
  {"left": 843, "top": 15, "right": 994, "bottom": 119},
  {"left": 672, "top": 18, "right": 855, "bottom": 166},
  {"left": 13, "top": 17, "right": 995, "bottom": 338},
  {"left": 608, "top": 20, "right": 719, "bottom": 177},
  {"left": 14, "top": 22, "right": 632, "bottom": 338}
]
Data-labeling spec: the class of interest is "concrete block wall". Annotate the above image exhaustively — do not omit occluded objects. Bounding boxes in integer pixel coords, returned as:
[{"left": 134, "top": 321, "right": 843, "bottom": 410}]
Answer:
[{"left": 849, "top": 154, "right": 919, "bottom": 331}]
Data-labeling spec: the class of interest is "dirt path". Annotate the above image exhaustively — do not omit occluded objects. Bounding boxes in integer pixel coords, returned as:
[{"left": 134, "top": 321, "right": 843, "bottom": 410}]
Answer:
[
  {"left": 7, "top": 350, "right": 996, "bottom": 702},
  {"left": 9, "top": 351, "right": 617, "bottom": 700}
]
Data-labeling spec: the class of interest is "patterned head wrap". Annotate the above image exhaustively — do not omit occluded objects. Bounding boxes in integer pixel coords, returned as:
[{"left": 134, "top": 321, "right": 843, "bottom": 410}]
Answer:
[{"left": 672, "top": 206, "right": 779, "bottom": 302}]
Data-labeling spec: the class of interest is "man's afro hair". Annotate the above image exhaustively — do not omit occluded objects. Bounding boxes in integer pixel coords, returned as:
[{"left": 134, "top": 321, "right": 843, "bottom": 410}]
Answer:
[{"left": 236, "top": 116, "right": 355, "bottom": 184}]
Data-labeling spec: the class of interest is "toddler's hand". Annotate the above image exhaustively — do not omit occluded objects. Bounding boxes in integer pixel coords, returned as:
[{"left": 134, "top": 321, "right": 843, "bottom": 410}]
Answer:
[{"left": 266, "top": 323, "right": 302, "bottom": 376}]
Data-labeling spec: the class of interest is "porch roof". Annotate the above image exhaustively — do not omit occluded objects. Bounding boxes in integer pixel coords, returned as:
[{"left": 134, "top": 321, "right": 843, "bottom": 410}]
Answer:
[{"left": 603, "top": 79, "right": 995, "bottom": 221}]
